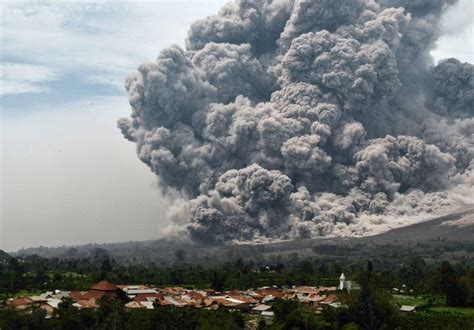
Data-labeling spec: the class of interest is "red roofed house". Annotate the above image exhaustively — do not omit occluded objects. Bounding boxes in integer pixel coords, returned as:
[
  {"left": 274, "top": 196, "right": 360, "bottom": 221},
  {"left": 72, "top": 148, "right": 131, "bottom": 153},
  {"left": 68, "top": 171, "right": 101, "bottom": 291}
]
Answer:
[
  {"left": 69, "top": 281, "right": 121, "bottom": 308},
  {"left": 7, "top": 297, "right": 33, "bottom": 310},
  {"left": 90, "top": 281, "right": 121, "bottom": 299},
  {"left": 91, "top": 280, "right": 119, "bottom": 292}
]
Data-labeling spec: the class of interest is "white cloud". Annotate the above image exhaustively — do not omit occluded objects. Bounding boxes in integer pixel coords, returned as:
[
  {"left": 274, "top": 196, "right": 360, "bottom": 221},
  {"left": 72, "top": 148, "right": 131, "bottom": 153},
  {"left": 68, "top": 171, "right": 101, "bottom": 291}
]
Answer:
[
  {"left": 0, "top": 62, "right": 60, "bottom": 95},
  {"left": 0, "top": 1, "right": 227, "bottom": 251},
  {"left": 1, "top": 2, "right": 226, "bottom": 93},
  {"left": 431, "top": 0, "right": 474, "bottom": 63}
]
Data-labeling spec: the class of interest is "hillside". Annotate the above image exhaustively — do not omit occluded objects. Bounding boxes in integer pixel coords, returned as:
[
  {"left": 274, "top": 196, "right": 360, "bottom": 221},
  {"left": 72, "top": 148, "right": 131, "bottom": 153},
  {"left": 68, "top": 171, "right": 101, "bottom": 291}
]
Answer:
[
  {"left": 15, "top": 206, "right": 474, "bottom": 265},
  {"left": 0, "top": 250, "right": 12, "bottom": 263}
]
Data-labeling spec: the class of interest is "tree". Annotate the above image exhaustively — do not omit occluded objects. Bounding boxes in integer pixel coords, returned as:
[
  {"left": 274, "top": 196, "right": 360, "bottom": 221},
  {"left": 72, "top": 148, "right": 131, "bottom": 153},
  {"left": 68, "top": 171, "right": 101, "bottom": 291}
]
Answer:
[
  {"left": 175, "top": 249, "right": 186, "bottom": 262},
  {"left": 96, "top": 295, "right": 127, "bottom": 329},
  {"left": 459, "top": 268, "right": 474, "bottom": 307},
  {"left": 27, "top": 307, "right": 48, "bottom": 329},
  {"left": 101, "top": 257, "right": 112, "bottom": 273},
  {"left": 50, "top": 298, "right": 85, "bottom": 329},
  {"left": 0, "top": 308, "right": 27, "bottom": 330},
  {"left": 439, "top": 261, "right": 469, "bottom": 307},
  {"left": 337, "top": 261, "right": 399, "bottom": 329},
  {"left": 210, "top": 270, "right": 227, "bottom": 292},
  {"left": 400, "top": 256, "right": 426, "bottom": 290},
  {"left": 272, "top": 298, "right": 329, "bottom": 329},
  {"left": 234, "top": 257, "right": 245, "bottom": 272}
]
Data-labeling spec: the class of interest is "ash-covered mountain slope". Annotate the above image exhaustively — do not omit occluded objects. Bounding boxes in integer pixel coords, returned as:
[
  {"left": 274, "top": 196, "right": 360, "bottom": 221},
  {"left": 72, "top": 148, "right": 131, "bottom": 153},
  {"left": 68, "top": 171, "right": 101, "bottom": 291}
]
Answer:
[{"left": 15, "top": 206, "right": 474, "bottom": 264}]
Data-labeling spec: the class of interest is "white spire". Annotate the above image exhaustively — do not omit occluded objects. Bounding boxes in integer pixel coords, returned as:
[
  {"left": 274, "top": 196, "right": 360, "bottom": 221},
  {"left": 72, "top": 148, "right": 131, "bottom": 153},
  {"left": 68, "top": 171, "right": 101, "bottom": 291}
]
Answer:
[{"left": 339, "top": 273, "right": 346, "bottom": 290}]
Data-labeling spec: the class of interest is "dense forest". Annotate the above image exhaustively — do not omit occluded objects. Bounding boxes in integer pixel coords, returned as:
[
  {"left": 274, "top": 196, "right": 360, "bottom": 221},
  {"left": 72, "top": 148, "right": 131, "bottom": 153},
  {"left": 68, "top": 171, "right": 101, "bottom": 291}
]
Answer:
[{"left": 2, "top": 243, "right": 474, "bottom": 297}]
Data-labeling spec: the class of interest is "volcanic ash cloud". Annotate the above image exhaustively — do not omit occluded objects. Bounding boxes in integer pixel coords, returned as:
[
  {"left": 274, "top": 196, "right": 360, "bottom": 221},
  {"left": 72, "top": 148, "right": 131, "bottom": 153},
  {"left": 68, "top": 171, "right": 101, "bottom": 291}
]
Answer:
[{"left": 118, "top": 0, "right": 474, "bottom": 244}]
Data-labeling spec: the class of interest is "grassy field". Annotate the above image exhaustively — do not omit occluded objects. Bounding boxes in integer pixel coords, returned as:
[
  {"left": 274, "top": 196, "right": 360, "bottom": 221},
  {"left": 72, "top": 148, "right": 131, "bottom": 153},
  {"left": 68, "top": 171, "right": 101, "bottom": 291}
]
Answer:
[
  {"left": 392, "top": 294, "right": 430, "bottom": 306},
  {"left": 392, "top": 295, "right": 474, "bottom": 316},
  {"left": 428, "top": 307, "right": 474, "bottom": 315}
]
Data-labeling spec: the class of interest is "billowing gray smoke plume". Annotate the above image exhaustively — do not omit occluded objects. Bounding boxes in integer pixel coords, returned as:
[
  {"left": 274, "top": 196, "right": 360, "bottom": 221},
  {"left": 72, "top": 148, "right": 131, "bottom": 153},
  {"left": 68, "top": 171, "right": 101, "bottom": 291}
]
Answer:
[{"left": 119, "top": 0, "right": 473, "bottom": 244}]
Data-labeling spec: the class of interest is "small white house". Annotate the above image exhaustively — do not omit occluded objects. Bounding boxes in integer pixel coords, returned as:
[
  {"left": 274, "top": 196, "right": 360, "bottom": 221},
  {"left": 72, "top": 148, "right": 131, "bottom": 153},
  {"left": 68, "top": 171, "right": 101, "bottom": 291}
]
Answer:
[{"left": 399, "top": 305, "right": 416, "bottom": 313}]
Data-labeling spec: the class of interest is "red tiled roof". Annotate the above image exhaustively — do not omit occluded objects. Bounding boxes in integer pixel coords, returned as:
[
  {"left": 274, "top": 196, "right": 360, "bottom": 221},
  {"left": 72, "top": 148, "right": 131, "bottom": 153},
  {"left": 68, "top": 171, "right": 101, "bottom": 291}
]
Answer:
[
  {"left": 91, "top": 281, "right": 119, "bottom": 291},
  {"left": 8, "top": 297, "right": 33, "bottom": 307},
  {"left": 75, "top": 299, "right": 98, "bottom": 309},
  {"left": 257, "top": 289, "right": 284, "bottom": 298},
  {"left": 156, "top": 298, "right": 173, "bottom": 306},
  {"left": 188, "top": 291, "right": 205, "bottom": 300},
  {"left": 125, "top": 301, "right": 145, "bottom": 309},
  {"left": 228, "top": 295, "right": 257, "bottom": 304},
  {"left": 81, "top": 291, "right": 106, "bottom": 300},
  {"left": 133, "top": 294, "right": 163, "bottom": 302},
  {"left": 214, "top": 298, "right": 241, "bottom": 307},
  {"left": 319, "top": 295, "right": 336, "bottom": 304},
  {"left": 70, "top": 291, "right": 105, "bottom": 302},
  {"left": 203, "top": 298, "right": 214, "bottom": 306},
  {"left": 296, "top": 286, "right": 320, "bottom": 294},
  {"left": 226, "top": 290, "right": 244, "bottom": 296}
]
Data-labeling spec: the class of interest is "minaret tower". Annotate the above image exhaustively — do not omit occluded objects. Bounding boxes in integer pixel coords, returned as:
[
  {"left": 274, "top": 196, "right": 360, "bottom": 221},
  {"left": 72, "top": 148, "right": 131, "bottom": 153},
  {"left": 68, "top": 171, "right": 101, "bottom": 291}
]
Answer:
[{"left": 339, "top": 273, "right": 346, "bottom": 290}]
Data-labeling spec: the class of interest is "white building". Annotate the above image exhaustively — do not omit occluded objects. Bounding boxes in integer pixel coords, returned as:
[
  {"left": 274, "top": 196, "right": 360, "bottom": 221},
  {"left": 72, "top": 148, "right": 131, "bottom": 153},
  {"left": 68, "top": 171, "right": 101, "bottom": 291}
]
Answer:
[{"left": 338, "top": 273, "right": 355, "bottom": 291}]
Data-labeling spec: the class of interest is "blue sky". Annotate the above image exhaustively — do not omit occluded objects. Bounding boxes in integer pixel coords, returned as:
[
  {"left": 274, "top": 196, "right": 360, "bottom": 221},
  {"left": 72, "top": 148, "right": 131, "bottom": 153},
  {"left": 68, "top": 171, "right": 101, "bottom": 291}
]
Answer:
[
  {"left": 0, "top": 0, "right": 472, "bottom": 251},
  {"left": 1, "top": 2, "right": 226, "bottom": 111},
  {"left": 0, "top": 1, "right": 226, "bottom": 251}
]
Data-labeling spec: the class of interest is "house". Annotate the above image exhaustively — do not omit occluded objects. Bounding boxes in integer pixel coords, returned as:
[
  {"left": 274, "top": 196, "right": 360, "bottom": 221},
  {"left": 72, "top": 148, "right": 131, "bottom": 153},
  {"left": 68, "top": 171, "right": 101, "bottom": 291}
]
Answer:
[
  {"left": 70, "top": 290, "right": 105, "bottom": 302},
  {"left": 121, "top": 285, "right": 157, "bottom": 298},
  {"left": 226, "top": 294, "right": 258, "bottom": 305},
  {"left": 67, "top": 283, "right": 117, "bottom": 310},
  {"left": 132, "top": 293, "right": 163, "bottom": 303},
  {"left": 319, "top": 295, "right": 337, "bottom": 305},
  {"left": 162, "top": 296, "right": 187, "bottom": 307},
  {"left": 52, "top": 291, "right": 70, "bottom": 299},
  {"left": 45, "top": 298, "right": 62, "bottom": 309},
  {"left": 29, "top": 296, "right": 47, "bottom": 303},
  {"left": 125, "top": 301, "right": 144, "bottom": 309},
  {"left": 261, "top": 311, "right": 274, "bottom": 318},
  {"left": 338, "top": 273, "right": 358, "bottom": 291},
  {"left": 39, "top": 303, "right": 55, "bottom": 319},
  {"left": 73, "top": 299, "right": 99, "bottom": 309},
  {"left": 296, "top": 293, "right": 327, "bottom": 307},
  {"left": 40, "top": 291, "right": 54, "bottom": 299},
  {"left": 319, "top": 286, "right": 337, "bottom": 292},
  {"left": 37, "top": 299, "right": 61, "bottom": 319},
  {"left": 90, "top": 281, "right": 121, "bottom": 298},
  {"left": 7, "top": 297, "right": 33, "bottom": 310},
  {"left": 295, "top": 286, "right": 320, "bottom": 295},
  {"left": 399, "top": 305, "right": 416, "bottom": 313},
  {"left": 252, "top": 304, "right": 272, "bottom": 313},
  {"left": 125, "top": 300, "right": 154, "bottom": 309}
]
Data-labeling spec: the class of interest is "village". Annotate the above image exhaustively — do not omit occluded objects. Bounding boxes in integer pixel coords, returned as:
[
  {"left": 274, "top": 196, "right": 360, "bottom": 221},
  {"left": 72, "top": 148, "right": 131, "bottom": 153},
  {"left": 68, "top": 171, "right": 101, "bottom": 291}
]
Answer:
[
  {"left": 4, "top": 281, "right": 341, "bottom": 320},
  {"left": 3, "top": 272, "right": 423, "bottom": 325},
  {"left": 3, "top": 273, "right": 368, "bottom": 324}
]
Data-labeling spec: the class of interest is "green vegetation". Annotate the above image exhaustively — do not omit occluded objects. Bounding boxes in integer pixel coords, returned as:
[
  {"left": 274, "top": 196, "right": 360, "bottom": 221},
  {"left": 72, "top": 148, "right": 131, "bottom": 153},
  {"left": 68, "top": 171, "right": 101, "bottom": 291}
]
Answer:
[
  {"left": 2, "top": 246, "right": 474, "bottom": 329},
  {"left": 398, "top": 312, "right": 474, "bottom": 330},
  {"left": 392, "top": 294, "right": 431, "bottom": 306},
  {"left": 269, "top": 298, "right": 329, "bottom": 329},
  {"left": 427, "top": 306, "right": 474, "bottom": 315},
  {"left": 0, "top": 299, "right": 245, "bottom": 330}
]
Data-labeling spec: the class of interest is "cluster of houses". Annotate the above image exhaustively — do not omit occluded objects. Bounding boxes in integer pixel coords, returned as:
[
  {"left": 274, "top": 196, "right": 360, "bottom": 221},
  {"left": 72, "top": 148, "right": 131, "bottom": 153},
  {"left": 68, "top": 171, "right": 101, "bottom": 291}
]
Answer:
[
  {"left": 4, "top": 273, "right": 419, "bottom": 321},
  {"left": 5, "top": 280, "right": 341, "bottom": 319}
]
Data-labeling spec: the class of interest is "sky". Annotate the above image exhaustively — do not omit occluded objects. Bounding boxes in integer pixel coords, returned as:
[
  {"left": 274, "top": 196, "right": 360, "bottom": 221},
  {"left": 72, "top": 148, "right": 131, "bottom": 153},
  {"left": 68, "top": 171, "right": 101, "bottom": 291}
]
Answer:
[{"left": 0, "top": 0, "right": 473, "bottom": 252}]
